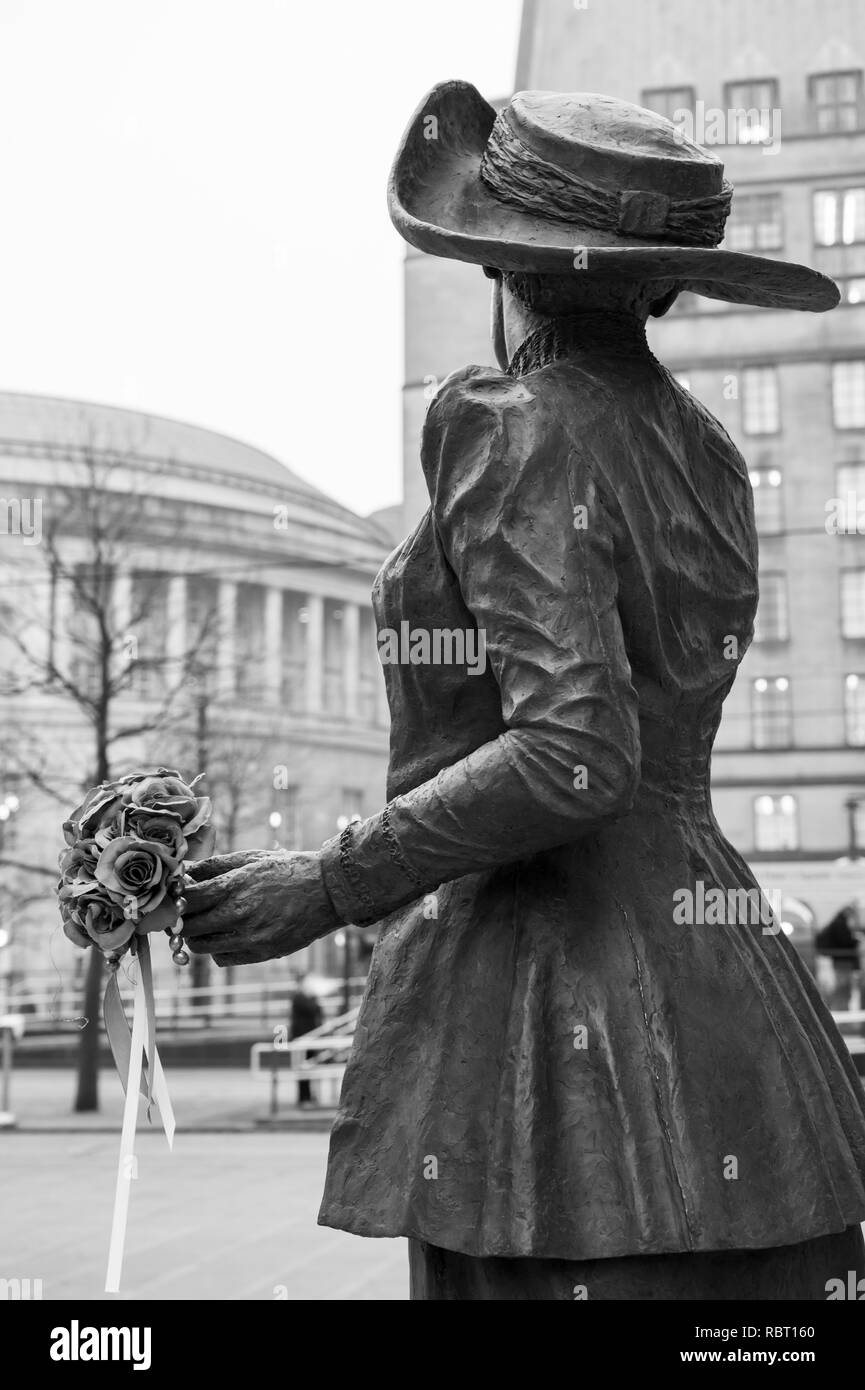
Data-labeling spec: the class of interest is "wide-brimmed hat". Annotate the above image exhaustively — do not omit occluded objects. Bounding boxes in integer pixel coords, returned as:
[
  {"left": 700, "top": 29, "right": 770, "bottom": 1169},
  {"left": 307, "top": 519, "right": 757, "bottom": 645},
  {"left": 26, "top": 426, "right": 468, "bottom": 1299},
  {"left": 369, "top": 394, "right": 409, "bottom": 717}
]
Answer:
[{"left": 388, "top": 80, "right": 838, "bottom": 312}]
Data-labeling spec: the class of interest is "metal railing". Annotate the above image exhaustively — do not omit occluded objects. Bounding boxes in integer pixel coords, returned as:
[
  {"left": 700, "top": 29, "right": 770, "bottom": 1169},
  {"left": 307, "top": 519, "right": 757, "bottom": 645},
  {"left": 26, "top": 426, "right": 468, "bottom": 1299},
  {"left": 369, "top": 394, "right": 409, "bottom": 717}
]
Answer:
[{"left": 9, "top": 977, "right": 368, "bottom": 1035}]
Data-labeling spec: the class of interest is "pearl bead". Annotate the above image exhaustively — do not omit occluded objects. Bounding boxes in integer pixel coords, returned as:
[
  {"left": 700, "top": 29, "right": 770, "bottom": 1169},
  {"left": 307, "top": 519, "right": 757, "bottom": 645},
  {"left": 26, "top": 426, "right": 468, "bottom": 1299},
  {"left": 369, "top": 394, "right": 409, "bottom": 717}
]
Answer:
[
  {"left": 169, "top": 934, "right": 184, "bottom": 951},
  {"left": 173, "top": 948, "right": 190, "bottom": 966},
  {"left": 174, "top": 896, "right": 187, "bottom": 914}
]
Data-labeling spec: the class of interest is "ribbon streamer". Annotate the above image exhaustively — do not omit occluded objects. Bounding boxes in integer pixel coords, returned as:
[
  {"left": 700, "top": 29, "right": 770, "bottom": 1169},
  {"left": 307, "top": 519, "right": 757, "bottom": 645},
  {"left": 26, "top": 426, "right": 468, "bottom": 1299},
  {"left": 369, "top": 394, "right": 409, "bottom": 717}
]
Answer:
[{"left": 103, "top": 938, "right": 175, "bottom": 1294}]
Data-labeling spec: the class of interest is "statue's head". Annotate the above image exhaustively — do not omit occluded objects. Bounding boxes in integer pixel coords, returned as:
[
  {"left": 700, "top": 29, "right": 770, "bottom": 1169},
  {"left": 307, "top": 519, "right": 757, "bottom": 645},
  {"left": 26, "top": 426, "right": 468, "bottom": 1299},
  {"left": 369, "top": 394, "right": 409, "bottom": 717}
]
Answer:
[{"left": 388, "top": 82, "right": 838, "bottom": 315}]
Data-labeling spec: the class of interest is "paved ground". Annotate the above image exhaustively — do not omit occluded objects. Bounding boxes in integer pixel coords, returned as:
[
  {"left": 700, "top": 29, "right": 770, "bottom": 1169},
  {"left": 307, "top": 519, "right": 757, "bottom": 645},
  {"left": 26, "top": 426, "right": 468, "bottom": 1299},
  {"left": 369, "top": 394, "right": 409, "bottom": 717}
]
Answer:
[{"left": 1, "top": 1131, "right": 408, "bottom": 1300}]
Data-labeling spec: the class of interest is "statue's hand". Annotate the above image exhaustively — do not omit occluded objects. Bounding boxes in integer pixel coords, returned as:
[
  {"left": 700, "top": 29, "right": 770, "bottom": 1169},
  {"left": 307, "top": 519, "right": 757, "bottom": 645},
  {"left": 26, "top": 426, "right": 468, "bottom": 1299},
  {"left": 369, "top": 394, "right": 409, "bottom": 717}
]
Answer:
[{"left": 183, "top": 850, "right": 340, "bottom": 966}]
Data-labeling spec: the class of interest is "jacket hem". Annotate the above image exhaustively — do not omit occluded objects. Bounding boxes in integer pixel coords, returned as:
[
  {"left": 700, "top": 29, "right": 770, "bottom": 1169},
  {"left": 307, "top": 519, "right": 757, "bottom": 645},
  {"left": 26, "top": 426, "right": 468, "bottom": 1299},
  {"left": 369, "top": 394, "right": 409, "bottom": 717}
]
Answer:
[{"left": 316, "top": 1204, "right": 865, "bottom": 1263}]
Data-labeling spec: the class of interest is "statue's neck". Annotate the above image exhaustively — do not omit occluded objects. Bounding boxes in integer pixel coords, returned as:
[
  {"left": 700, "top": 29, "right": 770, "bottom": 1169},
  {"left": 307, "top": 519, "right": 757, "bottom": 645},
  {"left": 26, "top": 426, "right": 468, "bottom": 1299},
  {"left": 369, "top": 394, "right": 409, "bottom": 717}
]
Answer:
[{"left": 507, "top": 311, "right": 653, "bottom": 377}]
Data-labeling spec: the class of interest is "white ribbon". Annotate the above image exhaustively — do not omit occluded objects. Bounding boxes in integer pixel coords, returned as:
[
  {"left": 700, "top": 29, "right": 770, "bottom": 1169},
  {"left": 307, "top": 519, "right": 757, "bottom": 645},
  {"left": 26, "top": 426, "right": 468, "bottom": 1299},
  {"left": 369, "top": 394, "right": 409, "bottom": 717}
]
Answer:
[{"left": 104, "top": 956, "right": 175, "bottom": 1294}]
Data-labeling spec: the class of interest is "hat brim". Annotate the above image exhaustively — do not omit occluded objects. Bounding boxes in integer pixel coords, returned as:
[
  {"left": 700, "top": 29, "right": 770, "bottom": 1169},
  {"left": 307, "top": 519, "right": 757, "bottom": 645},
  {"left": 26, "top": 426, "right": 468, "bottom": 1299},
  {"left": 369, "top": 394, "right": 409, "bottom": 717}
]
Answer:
[{"left": 388, "top": 80, "right": 840, "bottom": 313}]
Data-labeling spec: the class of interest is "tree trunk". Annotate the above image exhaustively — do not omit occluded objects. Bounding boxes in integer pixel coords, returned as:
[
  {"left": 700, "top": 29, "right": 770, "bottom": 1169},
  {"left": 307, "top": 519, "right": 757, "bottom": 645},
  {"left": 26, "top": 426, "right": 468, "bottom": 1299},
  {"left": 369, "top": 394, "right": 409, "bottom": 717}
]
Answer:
[{"left": 74, "top": 706, "right": 110, "bottom": 1113}]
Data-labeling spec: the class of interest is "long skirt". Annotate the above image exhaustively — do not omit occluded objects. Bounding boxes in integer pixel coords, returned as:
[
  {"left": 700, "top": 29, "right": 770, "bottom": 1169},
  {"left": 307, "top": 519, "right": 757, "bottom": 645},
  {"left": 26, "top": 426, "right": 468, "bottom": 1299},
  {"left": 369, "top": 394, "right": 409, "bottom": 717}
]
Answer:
[{"left": 408, "top": 1225, "right": 865, "bottom": 1300}]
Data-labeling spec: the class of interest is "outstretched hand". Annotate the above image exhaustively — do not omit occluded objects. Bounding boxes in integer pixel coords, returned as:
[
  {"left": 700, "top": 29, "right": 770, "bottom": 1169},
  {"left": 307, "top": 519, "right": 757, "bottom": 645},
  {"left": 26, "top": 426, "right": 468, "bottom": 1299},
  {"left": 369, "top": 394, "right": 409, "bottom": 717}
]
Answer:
[{"left": 182, "top": 849, "right": 341, "bottom": 966}]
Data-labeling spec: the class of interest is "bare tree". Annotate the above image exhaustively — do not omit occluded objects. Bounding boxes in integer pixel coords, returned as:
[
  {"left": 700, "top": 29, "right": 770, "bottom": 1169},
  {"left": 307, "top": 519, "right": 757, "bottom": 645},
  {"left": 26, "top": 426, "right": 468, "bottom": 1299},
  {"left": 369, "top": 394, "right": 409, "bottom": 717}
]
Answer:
[{"left": 0, "top": 438, "right": 218, "bottom": 1111}]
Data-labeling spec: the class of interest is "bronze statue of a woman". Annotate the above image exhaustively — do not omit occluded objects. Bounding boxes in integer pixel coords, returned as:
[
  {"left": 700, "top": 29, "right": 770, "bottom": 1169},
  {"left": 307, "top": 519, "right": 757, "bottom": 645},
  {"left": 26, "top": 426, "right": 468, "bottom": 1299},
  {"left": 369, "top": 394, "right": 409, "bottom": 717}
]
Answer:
[{"left": 185, "top": 83, "right": 865, "bottom": 1300}]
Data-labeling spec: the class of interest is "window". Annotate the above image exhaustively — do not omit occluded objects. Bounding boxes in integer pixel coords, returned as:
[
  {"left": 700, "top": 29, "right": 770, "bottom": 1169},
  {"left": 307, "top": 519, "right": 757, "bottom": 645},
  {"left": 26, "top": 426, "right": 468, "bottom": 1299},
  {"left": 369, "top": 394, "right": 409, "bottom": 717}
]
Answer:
[
  {"left": 281, "top": 591, "right": 307, "bottom": 711},
  {"left": 754, "top": 794, "right": 799, "bottom": 852},
  {"left": 752, "top": 676, "right": 792, "bottom": 747},
  {"left": 748, "top": 466, "right": 784, "bottom": 533},
  {"left": 129, "top": 571, "right": 169, "bottom": 698},
  {"left": 753, "top": 574, "right": 788, "bottom": 642},
  {"left": 814, "top": 188, "right": 865, "bottom": 246},
  {"left": 832, "top": 361, "right": 865, "bottom": 429},
  {"left": 841, "top": 569, "right": 865, "bottom": 637},
  {"left": 838, "top": 276, "right": 865, "bottom": 305},
  {"left": 185, "top": 576, "right": 218, "bottom": 683},
  {"left": 641, "top": 86, "right": 695, "bottom": 123},
  {"left": 810, "top": 71, "right": 863, "bottom": 133},
  {"left": 338, "top": 789, "right": 364, "bottom": 827},
  {"left": 67, "top": 562, "right": 110, "bottom": 698},
  {"left": 845, "top": 673, "right": 865, "bottom": 745},
  {"left": 271, "top": 784, "right": 300, "bottom": 848},
  {"left": 725, "top": 193, "right": 783, "bottom": 251},
  {"left": 235, "top": 584, "right": 266, "bottom": 702},
  {"left": 742, "top": 367, "right": 780, "bottom": 435},
  {"left": 834, "top": 461, "right": 865, "bottom": 532},
  {"left": 724, "top": 79, "right": 778, "bottom": 143}
]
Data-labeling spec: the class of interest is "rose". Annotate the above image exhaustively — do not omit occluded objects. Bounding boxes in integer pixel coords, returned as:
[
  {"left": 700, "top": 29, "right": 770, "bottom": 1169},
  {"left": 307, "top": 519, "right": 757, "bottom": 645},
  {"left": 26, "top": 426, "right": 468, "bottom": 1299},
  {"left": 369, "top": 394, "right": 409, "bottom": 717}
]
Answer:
[
  {"left": 62, "top": 785, "right": 124, "bottom": 847},
  {"left": 58, "top": 838, "right": 101, "bottom": 889},
  {"left": 118, "top": 769, "right": 215, "bottom": 861},
  {"left": 59, "top": 897, "right": 94, "bottom": 949},
  {"left": 57, "top": 859, "right": 138, "bottom": 951},
  {"left": 60, "top": 892, "right": 136, "bottom": 952},
  {"left": 121, "top": 805, "right": 188, "bottom": 861},
  {"left": 94, "top": 835, "right": 181, "bottom": 928}
]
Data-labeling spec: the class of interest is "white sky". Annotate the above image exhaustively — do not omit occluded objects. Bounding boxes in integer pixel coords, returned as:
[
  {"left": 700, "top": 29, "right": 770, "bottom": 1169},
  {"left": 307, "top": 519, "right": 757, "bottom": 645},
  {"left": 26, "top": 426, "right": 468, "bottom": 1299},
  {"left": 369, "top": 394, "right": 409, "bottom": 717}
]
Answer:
[{"left": 0, "top": 0, "right": 521, "bottom": 517}]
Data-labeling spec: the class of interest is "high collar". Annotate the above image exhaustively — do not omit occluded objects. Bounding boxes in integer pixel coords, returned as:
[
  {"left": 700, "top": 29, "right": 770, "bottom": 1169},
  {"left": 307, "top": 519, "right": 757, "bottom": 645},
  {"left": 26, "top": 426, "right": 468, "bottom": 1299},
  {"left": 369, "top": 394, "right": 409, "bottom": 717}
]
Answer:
[{"left": 507, "top": 311, "right": 655, "bottom": 378}]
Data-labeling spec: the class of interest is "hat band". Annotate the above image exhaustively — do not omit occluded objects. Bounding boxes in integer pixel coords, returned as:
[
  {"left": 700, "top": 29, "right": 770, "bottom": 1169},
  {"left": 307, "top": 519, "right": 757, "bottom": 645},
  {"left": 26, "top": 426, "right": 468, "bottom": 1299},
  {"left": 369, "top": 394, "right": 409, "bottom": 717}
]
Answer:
[{"left": 479, "top": 114, "right": 732, "bottom": 248}]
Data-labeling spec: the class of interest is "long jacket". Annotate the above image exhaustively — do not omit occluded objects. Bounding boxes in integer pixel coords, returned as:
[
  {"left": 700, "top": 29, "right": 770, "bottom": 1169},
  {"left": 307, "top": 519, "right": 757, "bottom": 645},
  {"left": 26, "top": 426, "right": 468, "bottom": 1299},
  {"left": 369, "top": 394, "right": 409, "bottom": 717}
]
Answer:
[{"left": 317, "top": 315, "right": 865, "bottom": 1260}]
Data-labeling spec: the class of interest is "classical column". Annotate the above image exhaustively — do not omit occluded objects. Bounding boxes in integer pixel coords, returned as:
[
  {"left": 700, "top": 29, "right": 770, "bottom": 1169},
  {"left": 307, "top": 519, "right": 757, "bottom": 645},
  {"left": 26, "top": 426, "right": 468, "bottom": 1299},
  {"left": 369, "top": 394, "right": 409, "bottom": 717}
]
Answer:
[
  {"left": 217, "top": 580, "right": 237, "bottom": 699},
  {"left": 304, "top": 593, "right": 324, "bottom": 715},
  {"left": 112, "top": 569, "right": 133, "bottom": 682},
  {"left": 264, "top": 587, "right": 283, "bottom": 705},
  {"left": 342, "top": 601, "right": 360, "bottom": 721},
  {"left": 166, "top": 574, "right": 187, "bottom": 680},
  {"left": 49, "top": 569, "right": 76, "bottom": 683}
]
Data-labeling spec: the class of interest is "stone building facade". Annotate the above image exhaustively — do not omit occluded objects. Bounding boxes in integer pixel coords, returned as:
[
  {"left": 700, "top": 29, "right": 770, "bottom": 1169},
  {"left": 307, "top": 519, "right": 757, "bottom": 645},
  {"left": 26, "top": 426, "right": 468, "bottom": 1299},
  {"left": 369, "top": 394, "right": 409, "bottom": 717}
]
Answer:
[{"left": 0, "top": 391, "right": 391, "bottom": 993}]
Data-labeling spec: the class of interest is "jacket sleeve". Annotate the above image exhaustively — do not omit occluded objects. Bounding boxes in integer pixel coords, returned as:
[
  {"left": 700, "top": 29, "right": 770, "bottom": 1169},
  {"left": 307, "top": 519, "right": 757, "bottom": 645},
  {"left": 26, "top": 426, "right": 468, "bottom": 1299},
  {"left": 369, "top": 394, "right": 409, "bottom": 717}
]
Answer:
[{"left": 318, "top": 365, "right": 641, "bottom": 925}]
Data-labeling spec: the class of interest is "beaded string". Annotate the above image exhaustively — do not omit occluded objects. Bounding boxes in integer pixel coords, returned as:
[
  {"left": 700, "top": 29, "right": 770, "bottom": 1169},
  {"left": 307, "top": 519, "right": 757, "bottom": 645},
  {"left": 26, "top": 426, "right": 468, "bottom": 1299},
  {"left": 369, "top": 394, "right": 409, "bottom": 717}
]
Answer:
[{"left": 166, "top": 875, "right": 190, "bottom": 965}]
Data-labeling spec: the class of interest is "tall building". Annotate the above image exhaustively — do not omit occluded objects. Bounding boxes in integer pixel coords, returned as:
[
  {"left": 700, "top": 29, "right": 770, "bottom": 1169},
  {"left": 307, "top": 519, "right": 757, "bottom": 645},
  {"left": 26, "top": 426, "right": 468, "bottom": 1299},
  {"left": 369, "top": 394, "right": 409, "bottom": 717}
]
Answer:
[
  {"left": 0, "top": 392, "right": 391, "bottom": 990},
  {"left": 401, "top": 0, "right": 865, "bottom": 922}
]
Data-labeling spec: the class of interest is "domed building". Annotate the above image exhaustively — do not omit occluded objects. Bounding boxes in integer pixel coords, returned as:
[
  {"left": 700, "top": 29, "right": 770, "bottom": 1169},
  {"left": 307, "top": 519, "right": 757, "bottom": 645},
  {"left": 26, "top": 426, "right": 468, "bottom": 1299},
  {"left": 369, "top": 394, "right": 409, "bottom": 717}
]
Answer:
[{"left": 0, "top": 391, "right": 394, "bottom": 995}]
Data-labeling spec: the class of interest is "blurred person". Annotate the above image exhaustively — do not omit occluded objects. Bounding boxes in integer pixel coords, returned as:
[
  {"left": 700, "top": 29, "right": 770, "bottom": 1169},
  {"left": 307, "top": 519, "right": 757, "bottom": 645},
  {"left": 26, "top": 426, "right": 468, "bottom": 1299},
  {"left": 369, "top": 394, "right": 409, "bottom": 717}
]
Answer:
[
  {"left": 290, "top": 973, "right": 322, "bottom": 1107},
  {"left": 816, "top": 904, "right": 862, "bottom": 1012}
]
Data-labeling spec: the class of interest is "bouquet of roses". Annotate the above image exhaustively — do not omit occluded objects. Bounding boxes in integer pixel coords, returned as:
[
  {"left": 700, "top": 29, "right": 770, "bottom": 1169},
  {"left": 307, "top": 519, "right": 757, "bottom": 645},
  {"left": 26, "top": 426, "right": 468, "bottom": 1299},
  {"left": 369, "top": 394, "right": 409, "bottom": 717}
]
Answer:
[
  {"left": 58, "top": 767, "right": 215, "bottom": 964},
  {"left": 56, "top": 767, "right": 216, "bottom": 1293}
]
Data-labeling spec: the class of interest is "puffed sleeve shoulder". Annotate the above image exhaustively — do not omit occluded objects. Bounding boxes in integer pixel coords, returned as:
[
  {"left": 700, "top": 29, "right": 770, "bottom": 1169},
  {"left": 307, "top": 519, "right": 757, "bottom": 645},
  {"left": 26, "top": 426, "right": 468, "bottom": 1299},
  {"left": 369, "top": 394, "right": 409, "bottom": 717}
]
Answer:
[
  {"left": 421, "top": 364, "right": 639, "bottom": 780},
  {"left": 318, "top": 362, "right": 641, "bottom": 926}
]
